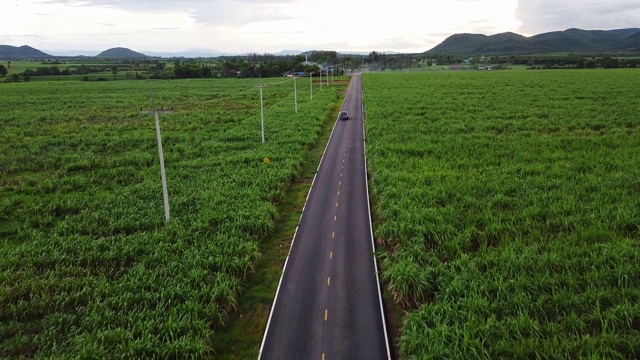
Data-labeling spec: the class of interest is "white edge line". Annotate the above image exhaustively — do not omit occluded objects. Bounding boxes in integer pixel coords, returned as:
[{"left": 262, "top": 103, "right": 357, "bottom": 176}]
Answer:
[
  {"left": 361, "top": 74, "right": 393, "bottom": 360},
  {"left": 258, "top": 85, "right": 346, "bottom": 359}
]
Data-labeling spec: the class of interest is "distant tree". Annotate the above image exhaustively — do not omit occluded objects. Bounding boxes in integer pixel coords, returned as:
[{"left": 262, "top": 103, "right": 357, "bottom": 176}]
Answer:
[
  {"left": 599, "top": 57, "right": 620, "bottom": 69},
  {"left": 584, "top": 58, "right": 596, "bottom": 69},
  {"left": 0, "top": 65, "right": 7, "bottom": 77},
  {"left": 293, "top": 55, "right": 304, "bottom": 66},
  {"left": 368, "top": 51, "right": 380, "bottom": 64},
  {"left": 174, "top": 62, "right": 213, "bottom": 79},
  {"left": 11, "top": 73, "right": 19, "bottom": 82},
  {"left": 111, "top": 66, "right": 118, "bottom": 80}
]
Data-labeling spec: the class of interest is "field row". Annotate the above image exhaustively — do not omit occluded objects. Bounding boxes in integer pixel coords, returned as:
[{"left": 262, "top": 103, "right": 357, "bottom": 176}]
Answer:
[
  {"left": 0, "top": 78, "right": 345, "bottom": 357},
  {"left": 363, "top": 70, "right": 640, "bottom": 358}
]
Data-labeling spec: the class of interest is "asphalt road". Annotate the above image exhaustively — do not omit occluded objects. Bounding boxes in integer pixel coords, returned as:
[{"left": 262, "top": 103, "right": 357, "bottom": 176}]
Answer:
[{"left": 259, "top": 73, "right": 391, "bottom": 360}]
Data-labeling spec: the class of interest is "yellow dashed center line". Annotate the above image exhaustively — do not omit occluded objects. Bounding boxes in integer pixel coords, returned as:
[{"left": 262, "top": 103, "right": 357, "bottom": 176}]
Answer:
[
  {"left": 327, "top": 277, "right": 331, "bottom": 286},
  {"left": 330, "top": 252, "right": 333, "bottom": 259},
  {"left": 322, "top": 353, "right": 326, "bottom": 360},
  {"left": 324, "top": 310, "right": 328, "bottom": 321}
]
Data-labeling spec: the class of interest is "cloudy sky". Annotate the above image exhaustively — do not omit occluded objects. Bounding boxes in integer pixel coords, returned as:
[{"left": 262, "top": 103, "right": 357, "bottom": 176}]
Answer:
[{"left": 1, "top": 0, "right": 639, "bottom": 55}]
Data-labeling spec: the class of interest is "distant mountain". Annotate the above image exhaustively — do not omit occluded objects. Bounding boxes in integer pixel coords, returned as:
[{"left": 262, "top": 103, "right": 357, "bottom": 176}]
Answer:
[
  {"left": 426, "top": 28, "right": 640, "bottom": 55},
  {"left": 0, "top": 45, "right": 52, "bottom": 59},
  {"left": 614, "top": 31, "right": 640, "bottom": 51},
  {"left": 274, "top": 50, "right": 303, "bottom": 56},
  {"left": 96, "top": 47, "right": 148, "bottom": 58},
  {"left": 45, "top": 49, "right": 100, "bottom": 57},
  {"left": 143, "top": 50, "right": 231, "bottom": 58}
]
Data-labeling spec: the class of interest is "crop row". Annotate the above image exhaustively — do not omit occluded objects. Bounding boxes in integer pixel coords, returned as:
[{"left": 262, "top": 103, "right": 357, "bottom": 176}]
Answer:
[
  {"left": 362, "top": 70, "right": 640, "bottom": 358},
  {"left": 0, "top": 78, "right": 344, "bottom": 357}
]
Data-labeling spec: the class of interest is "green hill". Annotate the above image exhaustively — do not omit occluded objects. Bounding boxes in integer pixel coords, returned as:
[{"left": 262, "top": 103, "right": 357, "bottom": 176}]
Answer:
[
  {"left": 96, "top": 47, "right": 148, "bottom": 59},
  {"left": 426, "top": 28, "right": 640, "bottom": 55},
  {"left": 614, "top": 31, "right": 640, "bottom": 52},
  {"left": 0, "top": 45, "right": 52, "bottom": 59}
]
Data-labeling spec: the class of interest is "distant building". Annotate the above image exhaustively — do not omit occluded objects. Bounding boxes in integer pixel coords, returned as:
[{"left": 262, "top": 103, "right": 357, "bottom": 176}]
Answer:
[{"left": 282, "top": 71, "right": 307, "bottom": 77}]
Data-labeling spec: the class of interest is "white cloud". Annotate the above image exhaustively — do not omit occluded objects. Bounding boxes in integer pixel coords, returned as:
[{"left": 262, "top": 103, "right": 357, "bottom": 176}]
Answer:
[
  {"left": 1, "top": 0, "right": 637, "bottom": 54},
  {"left": 516, "top": 0, "right": 640, "bottom": 34}
]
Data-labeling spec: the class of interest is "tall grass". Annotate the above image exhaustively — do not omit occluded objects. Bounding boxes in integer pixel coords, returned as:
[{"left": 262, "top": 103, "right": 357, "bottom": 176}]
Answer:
[
  {"left": 363, "top": 70, "right": 640, "bottom": 358},
  {"left": 0, "top": 78, "right": 344, "bottom": 357}
]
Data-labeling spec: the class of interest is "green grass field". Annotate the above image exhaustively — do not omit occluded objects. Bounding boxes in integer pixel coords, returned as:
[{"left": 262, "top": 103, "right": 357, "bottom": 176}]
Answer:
[
  {"left": 1, "top": 60, "right": 165, "bottom": 81},
  {"left": 363, "top": 70, "right": 640, "bottom": 358},
  {"left": 1, "top": 60, "right": 45, "bottom": 74},
  {"left": 0, "top": 78, "right": 344, "bottom": 357},
  {"left": 2, "top": 60, "right": 109, "bottom": 72}
]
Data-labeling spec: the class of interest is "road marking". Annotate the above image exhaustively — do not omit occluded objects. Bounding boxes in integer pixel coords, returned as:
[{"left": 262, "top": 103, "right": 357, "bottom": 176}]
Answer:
[
  {"left": 324, "top": 309, "right": 328, "bottom": 321},
  {"left": 339, "top": 181, "right": 341, "bottom": 186},
  {"left": 332, "top": 232, "right": 335, "bottom": 239},
  {"left": 327, "top": 277, "right": 331, "bottom": 286},
  {"left": 330, "top": 252, "right": 333, "bottom": 259},
  {"left": 336, "top": 202, "right": 339, "bottom": 208},
  {"left": 322, "top": 353, "right": 325, "bottom": 360},
  {"left": 338, "top": 191, "right": 340, "bottom": 196},
  {"left": 334, "top": 215, "right": 337, "bottom": 221}
]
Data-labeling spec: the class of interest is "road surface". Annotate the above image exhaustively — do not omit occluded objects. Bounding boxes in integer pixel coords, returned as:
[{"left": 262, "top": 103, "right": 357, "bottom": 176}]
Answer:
[{"left": 259, "top": 73, "right": 391, "bottom": 360}]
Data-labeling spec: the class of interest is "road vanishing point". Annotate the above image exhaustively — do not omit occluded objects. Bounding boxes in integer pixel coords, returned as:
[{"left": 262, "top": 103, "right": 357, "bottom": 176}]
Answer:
[{"left": 259, "top": 73, "right": 392, "bottom": 360}]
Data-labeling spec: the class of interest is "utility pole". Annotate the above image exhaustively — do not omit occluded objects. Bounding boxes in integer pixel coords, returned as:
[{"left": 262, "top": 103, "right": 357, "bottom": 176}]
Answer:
[
  {"left": 260, "top": 84, "right": 265, "bottom": 143},
  {"left": 310, "top": 72, "right": 313, "bottom": 100},
  {"left": 145, "top": 86, "right": 171, "bottom": 222},
  {"left": 294, "top": 75, "right": 298, "bottom": 113},
  {"left": 326, "top": 63, "right": 329, "bottom": 87}
]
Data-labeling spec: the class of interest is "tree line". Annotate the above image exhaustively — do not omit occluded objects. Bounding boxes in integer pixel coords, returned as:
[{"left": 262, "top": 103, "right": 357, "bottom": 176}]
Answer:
[
  {"left": 427, "top": 54, "right": 640, "bottom": 69},
  {"left": 3, "top": 52, "right": 638, "bottom": 82}
]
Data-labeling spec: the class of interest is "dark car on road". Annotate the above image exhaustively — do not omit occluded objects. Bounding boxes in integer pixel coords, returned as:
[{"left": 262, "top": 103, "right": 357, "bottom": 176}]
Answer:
[{"left": 340, "top": 111, "right": 349, "bottom": 120}]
